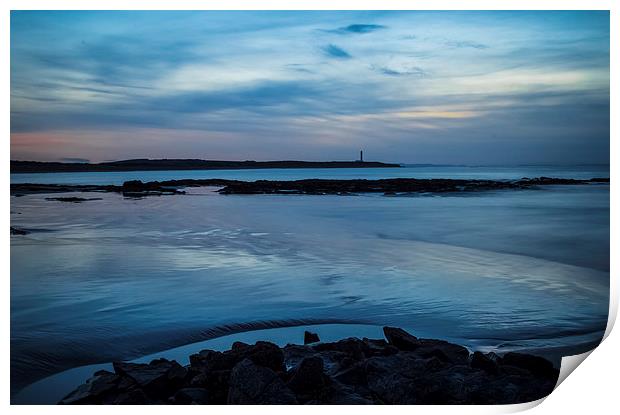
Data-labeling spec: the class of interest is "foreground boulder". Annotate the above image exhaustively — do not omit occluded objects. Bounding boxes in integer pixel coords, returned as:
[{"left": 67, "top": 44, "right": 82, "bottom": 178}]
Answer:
[
  {"left": 304, "top": 331, "right": 320, "bottom": 344},
  {"left": 60, "top": 327, "right": 559, "bottom": 405},
  {"left": 228, "top": 359, "right": 297, "bottom": 404}
]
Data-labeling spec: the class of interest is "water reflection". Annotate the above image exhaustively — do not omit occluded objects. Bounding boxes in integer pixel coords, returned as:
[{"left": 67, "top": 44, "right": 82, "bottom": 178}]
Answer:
[{"left": 10, "top": 183, "right": 609, "bottom": 394}]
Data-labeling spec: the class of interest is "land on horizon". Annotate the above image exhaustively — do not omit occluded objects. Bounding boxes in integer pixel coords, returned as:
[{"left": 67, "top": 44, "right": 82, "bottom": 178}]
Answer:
[{"left": 10, "top": 159, "right": 401, "bottom": 174}]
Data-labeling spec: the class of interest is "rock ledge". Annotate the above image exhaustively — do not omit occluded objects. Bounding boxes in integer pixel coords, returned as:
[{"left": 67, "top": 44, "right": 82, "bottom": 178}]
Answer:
[{"left": 60, "top": 327, "right": 559, "bottom": 405}]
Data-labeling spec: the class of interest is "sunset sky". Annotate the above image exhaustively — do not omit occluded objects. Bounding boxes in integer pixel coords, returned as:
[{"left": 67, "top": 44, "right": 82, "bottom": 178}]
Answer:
[{"left": 10, "top": 11, "right": 609, "bottom": 164}]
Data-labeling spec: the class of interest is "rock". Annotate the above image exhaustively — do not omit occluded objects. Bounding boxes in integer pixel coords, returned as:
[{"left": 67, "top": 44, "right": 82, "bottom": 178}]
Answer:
[
  {"left": 190, "top": 341, "right": 285, "bottom": 373},
  {"left": 283, "top": 344, "right": 317, "bottom": 370},
  {"left": 189, "top": 349, "right": 223, "bottom": 370},
  {"left": 113, "top": 359, "right": 186, "bottom": 397},
  {"left": 471, "top": 351, "right": 499, "bottom": 374},
  {"left": 10, "top": 226, "right": 29, "bottom": 235},
  {"left": 172, "top": 388, "right": 210, "bottom": 404},
  {"left": 189, "top": 369, "right": 231, "bottom": 404},
  {"left": 244, "top": 341, "right": 286, "bottom": 372},
  {"left": 106, "top": 387, "right": 151, "bottom": 404},
  {"left": 500, "top": 352, "right": 558, "bottom": 379},
  {"left": 316, "top": 381, "right": 374, "bottom": 404},
  {"left": 362, "top": 338, "right": 398, "bottom": 356},
  {"left": 59, "top": 370, "right": 120, "bottom": 404},
  {"left": 45, "top": 197, "right": 102, "bottom": 203},
  {"left": 333, "top": 361, "right": 368, "bottom": 386},
  {"left": 365, "top": 358, "right": 418, "bottom": 404},
  {"left": 304, "top": 330, "right": 320, "bottom": 344},
  {"left": 227, "top": 359, "right": 297, "bottom": 404},
  {"left": 231, "top": 341, "right": 250, "bottom": 351},
  {"left": 313, "top": 337, "right": 368, "bottom": 360},
  {"left": 412, "top": 339, "right": 470, "bottom": 364},
  {"left": 287, "top": 356, "right": 327, "bottom": 394},
  {"left": 382, "top": 326, "right": 419, "bottom": 351},
  {"left": 60, "top": 328, "right": 561, "bottom": 405}
]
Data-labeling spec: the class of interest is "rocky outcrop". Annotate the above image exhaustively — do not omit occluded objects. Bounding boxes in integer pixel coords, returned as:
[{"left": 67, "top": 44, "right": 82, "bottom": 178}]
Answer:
[
  {"left": 11, "top": 177, "right": 609, "bottom": 198},
  {"left": 304, "top": 331, "right": 320, "bottom": 344},
  {"left": 45, "top": 197, "right": 103, "bottom": 203},
  {"left": 216, "top": 177, "right": 609, "bottom": 195},
  {"left": 10, "top": 226, "right": 29, "bottom": 235},
  {"left": 59, "top": 327, "right": 559, "bottom": 405}
]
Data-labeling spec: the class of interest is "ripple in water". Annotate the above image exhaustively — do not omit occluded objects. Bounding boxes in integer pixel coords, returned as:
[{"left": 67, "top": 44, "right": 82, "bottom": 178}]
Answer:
[{"left": 10, "top": 178, "right": 609, "bottom": 396}]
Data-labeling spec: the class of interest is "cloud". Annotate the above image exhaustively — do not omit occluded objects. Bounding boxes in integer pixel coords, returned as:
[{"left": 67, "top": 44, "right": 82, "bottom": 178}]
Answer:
[
  {"left": 9, "top": 11, "right": 610, "bottom": 164},
  {"left": 330, "top": 24, "right": 386, "bottom": 34},
  {"left": 373, "top": 65, "right": 428, "bottom": 77},
  {"left": 445, "top": 40, "right": 489, "bottom": 49},
  {"left": 322, "top": 44, "right": 352, "bottom": 59},
  {"left": 284, "top": 64, "right": 315, "bottom": 74}
]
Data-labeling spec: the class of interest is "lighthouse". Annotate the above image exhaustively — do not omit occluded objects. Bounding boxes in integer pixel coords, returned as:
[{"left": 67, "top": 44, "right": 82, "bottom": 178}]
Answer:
[{"left": 359, "top": 150, "right": 364, "bottom": 162}]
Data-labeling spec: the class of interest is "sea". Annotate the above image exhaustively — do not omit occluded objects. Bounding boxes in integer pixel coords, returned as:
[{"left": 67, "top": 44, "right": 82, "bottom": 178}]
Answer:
[{"left": 10, "top": 164, "right": 610, "bottom": 403}]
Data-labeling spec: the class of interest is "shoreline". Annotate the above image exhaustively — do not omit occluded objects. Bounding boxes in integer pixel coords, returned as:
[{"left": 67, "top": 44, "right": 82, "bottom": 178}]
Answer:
[
  {"left": 10, "top": 176, "right": 610, "bottom": 198},
  {"left": 12, "top": 321, "right": 603, "bottom": 404},
  {"left": 46, "top": 325, "right": 561, "bottom": 405},
  {"left": 11, "top": 159, "right": 401, "bottom": 174}
]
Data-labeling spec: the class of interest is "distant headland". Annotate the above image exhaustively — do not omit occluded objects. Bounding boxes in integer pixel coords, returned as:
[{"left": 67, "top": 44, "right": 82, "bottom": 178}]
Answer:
[{"left": 11, "top": 159, "right": 401, "bottom": 174}]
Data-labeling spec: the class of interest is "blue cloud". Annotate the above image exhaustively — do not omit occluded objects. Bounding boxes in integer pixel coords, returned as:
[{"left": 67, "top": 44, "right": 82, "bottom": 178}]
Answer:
[
  {"left": 373, "top": 66, "right": 427, "bottom": 77},
  {"left": 322, "top": 44, "right": 352, "bottom": 59},
  {"left": 9, "top": 10, "right": 610, "bottom": 164},
  {"left": 330, "top": 24, "right": 386, "bottom": 34},
  {"left": 445, "top": 40, "right": 489, "bottom": 49}
]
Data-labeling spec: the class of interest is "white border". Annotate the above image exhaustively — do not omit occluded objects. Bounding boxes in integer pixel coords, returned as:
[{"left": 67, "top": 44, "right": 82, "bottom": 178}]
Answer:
[{"left": 3, "top": 1, "right": 616, "bottom": 414}]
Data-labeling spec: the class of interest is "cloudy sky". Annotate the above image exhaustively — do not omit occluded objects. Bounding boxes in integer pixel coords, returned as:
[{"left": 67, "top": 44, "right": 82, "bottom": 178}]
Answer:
[{"left": 10, "top": 11, "right": 609, "bottom": 164}]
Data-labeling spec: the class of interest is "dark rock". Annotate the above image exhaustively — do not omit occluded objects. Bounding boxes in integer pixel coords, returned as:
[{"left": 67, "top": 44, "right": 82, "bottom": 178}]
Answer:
[
  {"left": 313, "top": 381, "right": 374, "bottom": 404},
  {"left": 313, "top": 337, "right": 368, "bottom": 360},
  {"left": 231, "top": 341, "right": 250, "bottom": 351},
  {"left": 189, "top": 349, "right": 223, "bottom": 370},
  {"left": 364, "top": 355, "right": 419, "bottom": 404},
  {"left": 113, "top": 359, "right": 186, "bottom": 397},
  {"left": 10, "top": 176, "right": 607, "bottom": 199},
  {"left": 500, "top": 352, "right": 558, "bottom": 379},
  {"left": 45, "top": 197, "right": 102, "bottom": 203},
  {"left": 172, "top": 388, "right": 210, "bottom": 404},
  {"left": 60, "top": 327, "right": 561, "bottom": 405},
  {"left": 106, "top": 387, "right": 151, "bottom": 404},
  {"left": 10, "top": 226, "right": 29, "bottom": 235},
  {"left": 283, "top": 344, "right": 317, "bottom": 370},
  {"left": 190, "top": 341, "right": 285, "bottom": 373},
  {"left": 471, "top": 351, "right": 499, "bottom": 374},
  {"left": 189, "top": 369, "right": 231, "bottom": 404},
  {"left": 60, "top": 370, "right": 120, "bottom": 404},
  {"left": 362, "top": 338, "right": 398, "bottom": 356},
  {"left": 413, "top": 339, "right": 470, "bottom": 364},
  {"left": 304, "top": 330, "right": 320, "bottom": 344},
  {"left": 244, "top": 341, "right": 286, "bottom": 372},
  {"left": 287, "top": 356, "right": 327, "bottom": 394},
  {"left": 227, "top": 359, "right": 297, "bottom": 404},
  {"left": 383, "top": 326, "right": 419, "bottom": 350},
  {"left": 333, "top": 361, "right": 368, "bottom": 386}
]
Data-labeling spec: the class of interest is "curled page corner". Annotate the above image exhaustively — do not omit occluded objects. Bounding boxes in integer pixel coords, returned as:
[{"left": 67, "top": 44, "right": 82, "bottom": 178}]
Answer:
[
  {"left": 555, "top": 349, "right": 595, "bottom": 389},
  {"left": 552, "top": 285, "right": 618, "bottom": 389}
]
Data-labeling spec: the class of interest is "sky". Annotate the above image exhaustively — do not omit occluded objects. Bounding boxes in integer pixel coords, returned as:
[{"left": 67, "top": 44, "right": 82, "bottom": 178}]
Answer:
[{"left": 10, "top": 11, "right": 610, "bottom": 164}]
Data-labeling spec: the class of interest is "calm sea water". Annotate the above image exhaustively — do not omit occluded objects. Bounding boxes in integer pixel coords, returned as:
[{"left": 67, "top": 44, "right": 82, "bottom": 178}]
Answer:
[
  {"left": 10, "top": 164, "right": 610, "bottom": 184},
  {"left": 10, "top": 166, "right": 610, "bottom": 399}
]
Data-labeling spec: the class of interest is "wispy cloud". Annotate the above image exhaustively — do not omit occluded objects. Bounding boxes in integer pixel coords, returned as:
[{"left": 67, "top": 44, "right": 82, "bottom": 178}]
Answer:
[
  {"left": 9, "top": 10, "right": 610, "bottom": 164},
  {"left": 372, "top": 65, "right": 428, "bottom": 77},
  {"left": 445, "top": 40, "right": 489, "bottom": 49},
  {"left": 328, "top": 24, "right": 387, "bottom": 34},
  {"left": 322, "top": 44, "right": 352, "bottom": 59}
]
